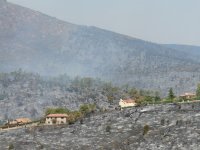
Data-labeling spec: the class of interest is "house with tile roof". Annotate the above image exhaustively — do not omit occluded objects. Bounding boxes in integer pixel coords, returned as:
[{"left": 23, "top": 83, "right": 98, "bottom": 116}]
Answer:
[
  {"left": 119, "top": 98, "right": 137, "bottom": 108},
  {"left": 45, "top": 114, "right": 69, "bottom": 125},
  {"left": 9, "top": 118, "right": 31, "bottom": 125},
  {"left": 180, "top": 92, "right": 196, "bottom": 100}
]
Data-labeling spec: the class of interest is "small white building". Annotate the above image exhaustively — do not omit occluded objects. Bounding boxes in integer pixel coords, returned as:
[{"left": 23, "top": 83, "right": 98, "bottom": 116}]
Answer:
[
  {"left": 119, "top": 99, "right": 137, "bottom": 108},
  {"left": 180, "top": 92, "right": 196, "bottom": 100},
  {"left": 45, "top": 114, "right": 69, "bottom": 125}
]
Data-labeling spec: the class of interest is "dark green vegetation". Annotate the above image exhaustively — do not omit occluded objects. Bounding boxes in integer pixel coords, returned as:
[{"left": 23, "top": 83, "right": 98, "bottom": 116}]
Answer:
[
  {"left": 8, "top": 143, "right": 14, "bottom": 150},
  {"left": 45, "top": 104, "right": 96, "bottom": 124},
  {"left": 168, "top": 88, "right": 175, "bottom": 101},
  {"left": 143, "top": 124, "right": 150, "bottom": 136},
  {"left": 0, "top": 0, "right": 200, "bottom": 95},
  {"left": 45, "top": 108, "right": 70, "bottom": 115},
  {"left": 196, "top": 83, "right": 200, "bottom": 99},
  {"left": 79, "top": 104, "right": 96, "bottom": 115}
]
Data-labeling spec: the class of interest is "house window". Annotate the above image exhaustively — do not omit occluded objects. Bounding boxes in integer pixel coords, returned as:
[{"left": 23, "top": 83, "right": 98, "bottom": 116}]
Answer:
[
  {"left": 61, "top": 117, "right": 64, "bottom": 119},
  {"left": 48, "top": 121, "right": 50, "bottom": 124},
  {"left": 61, "top": 121, "right": 64, "bottom": 124}
]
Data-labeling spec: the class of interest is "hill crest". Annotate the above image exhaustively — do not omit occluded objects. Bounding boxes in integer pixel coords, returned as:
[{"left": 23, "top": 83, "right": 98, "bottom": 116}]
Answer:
[{"left": 0, "top": 1, "right": 200, "bottom": 95}]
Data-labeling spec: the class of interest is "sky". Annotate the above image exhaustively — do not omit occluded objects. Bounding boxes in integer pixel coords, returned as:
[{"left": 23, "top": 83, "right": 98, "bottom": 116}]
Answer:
[{"left": 8, "top": 0, "right": 200, "bottom": 46}]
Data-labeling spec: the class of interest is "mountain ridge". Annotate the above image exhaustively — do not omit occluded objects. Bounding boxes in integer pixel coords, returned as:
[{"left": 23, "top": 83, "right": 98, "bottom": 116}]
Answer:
[{"left": 0, "top": 1, "right": 200, "bottom": 95}]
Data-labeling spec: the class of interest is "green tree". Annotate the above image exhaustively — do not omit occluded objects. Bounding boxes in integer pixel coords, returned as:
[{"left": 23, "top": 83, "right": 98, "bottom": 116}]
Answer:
[
  {"left": 45, "top": 108, "right": 70, "bottom": 115},
  {"left": 196, "top": 83, "right": 200, "bottom": 99},
  {"left": 8, "top": 143, "right": 14, "bottom": 150},
  {"left": 143, "top": 124, "right": 150, "bottom": 136},
  {"left": 154, "top": 91, "right": 161, "bottom": 103},
  {"left": 128, "top": 88, "right": 140, "bottom": 99},
  {"left": 144, "top": 96, "right": 154, "bottom": 104},
  {"left": 106, "top": 125, "right": 111, "bottom": 133},
  {"left": 79, "top": 104, "right": 96, "bottom": 115},
  {"left": 160, "top": 118, "right": 165, "bottom": 126},
  {"left": 168, "top": 88, "right": 175, "bottom": 100}
]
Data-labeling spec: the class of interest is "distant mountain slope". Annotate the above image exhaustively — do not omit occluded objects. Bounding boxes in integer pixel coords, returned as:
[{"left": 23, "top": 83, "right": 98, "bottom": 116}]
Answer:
[
  {"left": 164, "top": 44, "right": 200, "bottom": 62},
  {"left": 0, "top": 0, "right": 200, "bottom": 94}
]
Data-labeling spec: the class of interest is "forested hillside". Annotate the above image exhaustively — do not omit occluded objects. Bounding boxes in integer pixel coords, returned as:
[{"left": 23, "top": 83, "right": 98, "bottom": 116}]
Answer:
[
  {"left": 0, "top": 0, "right": 200, "bottom": 95},
  {"left": 0, "top": 71, "right": 162, "bottom": 121}
]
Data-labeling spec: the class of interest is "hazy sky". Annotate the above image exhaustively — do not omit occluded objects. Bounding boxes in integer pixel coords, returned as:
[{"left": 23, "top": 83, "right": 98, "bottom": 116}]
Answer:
[{"left": 8, "top": 0, "right": 200, "bottom": 46}]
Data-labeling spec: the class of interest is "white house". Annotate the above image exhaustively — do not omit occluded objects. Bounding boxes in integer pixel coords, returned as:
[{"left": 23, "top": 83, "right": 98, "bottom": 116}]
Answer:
[
  {"left": 119, "top": 99, "right": 137, "bottom": 108},
  {"left": 180, "top": 92, "right": 196, "bottom": 100},
  {"left": 45, "top": 114, "right": 69, "bottom": 125}
]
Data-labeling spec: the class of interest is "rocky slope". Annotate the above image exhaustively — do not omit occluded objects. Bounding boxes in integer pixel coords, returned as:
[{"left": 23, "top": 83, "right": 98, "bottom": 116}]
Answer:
[
  {"left": 0, "top": 0, "right": 200, "bottom": 94},
  {"left": 0, "top": 102, "right": 200, "bottom": 150}
]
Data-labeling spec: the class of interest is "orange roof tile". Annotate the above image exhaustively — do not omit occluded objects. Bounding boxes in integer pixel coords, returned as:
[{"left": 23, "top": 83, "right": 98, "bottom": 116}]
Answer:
[
  {"left": 15, "top": 118, "right": 31, "bottom": 123},
  {"left": 46, "top": 114, "right": 68, "bottom": 118},
  {"left": 180, "top": 92, "right": 196, "bottom": 96},
  {"left": 185, "top": 93, "right": 195, "bottom": 96}
]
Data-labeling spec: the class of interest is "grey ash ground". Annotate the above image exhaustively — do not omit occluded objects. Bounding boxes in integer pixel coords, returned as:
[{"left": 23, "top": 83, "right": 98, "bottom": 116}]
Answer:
[{"left": 0, "top": 102, "right": 200, "bottom": 150}]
